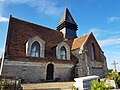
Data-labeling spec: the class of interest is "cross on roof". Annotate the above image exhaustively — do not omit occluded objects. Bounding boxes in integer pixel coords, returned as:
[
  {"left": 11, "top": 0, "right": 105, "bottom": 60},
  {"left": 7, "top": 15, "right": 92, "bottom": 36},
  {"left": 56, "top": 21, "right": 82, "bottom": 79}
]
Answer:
[
  {"left": 111, "top": 60, "right": 118, "bottom": 72},
  {"left": 66, "top": 0, "right": 68, "bottom": 8}
]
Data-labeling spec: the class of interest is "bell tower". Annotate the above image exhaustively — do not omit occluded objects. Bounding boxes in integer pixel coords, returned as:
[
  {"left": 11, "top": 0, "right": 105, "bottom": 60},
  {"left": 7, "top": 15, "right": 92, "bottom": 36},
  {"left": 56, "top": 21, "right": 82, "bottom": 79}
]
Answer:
[{"left": 57, "top": 8, "right": 78, "bottom": 40}]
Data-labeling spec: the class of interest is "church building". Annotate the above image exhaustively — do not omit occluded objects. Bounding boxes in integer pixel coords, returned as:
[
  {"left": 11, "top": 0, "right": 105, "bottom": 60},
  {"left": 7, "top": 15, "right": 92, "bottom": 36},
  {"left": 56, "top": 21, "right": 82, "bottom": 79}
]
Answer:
[{"left": 0, "top": 8, "right": 108, "bottom": 83}]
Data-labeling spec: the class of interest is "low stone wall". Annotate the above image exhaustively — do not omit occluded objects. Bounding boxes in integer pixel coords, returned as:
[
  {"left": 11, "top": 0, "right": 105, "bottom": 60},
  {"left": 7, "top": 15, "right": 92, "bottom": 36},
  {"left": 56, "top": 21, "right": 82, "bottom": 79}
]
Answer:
[{"left": 91, "top": 67, "right": 104, "bottom": 78}]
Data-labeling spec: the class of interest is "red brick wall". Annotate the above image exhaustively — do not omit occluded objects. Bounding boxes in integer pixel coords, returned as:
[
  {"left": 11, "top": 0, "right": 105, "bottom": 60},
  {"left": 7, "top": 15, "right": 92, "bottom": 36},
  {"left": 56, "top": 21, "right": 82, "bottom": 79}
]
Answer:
[{"left": 85, "top": 34, "right": 102, "bottom": 62}]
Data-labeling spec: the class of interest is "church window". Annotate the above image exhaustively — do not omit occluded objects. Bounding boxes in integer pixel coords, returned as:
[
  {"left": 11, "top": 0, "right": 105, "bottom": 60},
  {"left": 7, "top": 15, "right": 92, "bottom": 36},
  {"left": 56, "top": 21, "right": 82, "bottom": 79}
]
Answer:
[
  {"left": 60, "top": 46, "right": 67, "bottom": 60},
  {"left": 26, "top": 36, "right": 45, "bottom": 58},
  {"left": 30, "top": 41, "right": 40, "bottom": 57},
  {"left": 56, "top": 42, "right": 70, "bottom": 60},
  {"left": 91, "top": 43, "right": 96, "bottom": 60}
]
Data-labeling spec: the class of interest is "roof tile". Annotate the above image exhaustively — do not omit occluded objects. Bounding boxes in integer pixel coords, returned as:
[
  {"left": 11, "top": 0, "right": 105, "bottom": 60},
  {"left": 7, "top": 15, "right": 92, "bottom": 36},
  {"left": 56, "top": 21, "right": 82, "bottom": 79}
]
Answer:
[{"left": 71, "top": 33, "right": 89, "bottom": 50}]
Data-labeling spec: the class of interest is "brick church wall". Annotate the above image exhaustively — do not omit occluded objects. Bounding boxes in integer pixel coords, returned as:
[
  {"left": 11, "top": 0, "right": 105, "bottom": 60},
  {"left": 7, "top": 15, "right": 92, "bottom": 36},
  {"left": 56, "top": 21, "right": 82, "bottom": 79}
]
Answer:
[{"left": 85, "top": 34, "right": 101, "bottom": 62}]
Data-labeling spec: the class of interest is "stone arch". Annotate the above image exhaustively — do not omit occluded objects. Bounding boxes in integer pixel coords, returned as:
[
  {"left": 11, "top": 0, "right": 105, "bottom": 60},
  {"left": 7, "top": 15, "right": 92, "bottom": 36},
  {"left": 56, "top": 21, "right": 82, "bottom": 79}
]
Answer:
[
  {"left": 26, "top": 36, "right": 45, "bottom": 57},
  {"left": 56, "top": 42, "right": 70, "bottom": 60}
]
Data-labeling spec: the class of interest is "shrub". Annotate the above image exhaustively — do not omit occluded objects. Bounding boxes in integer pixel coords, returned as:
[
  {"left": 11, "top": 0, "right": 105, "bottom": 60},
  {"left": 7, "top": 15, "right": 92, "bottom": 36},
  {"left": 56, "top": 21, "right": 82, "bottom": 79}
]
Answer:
[
  {"left": 108, "top": 69, "right": 113, "bottom": 74},
  {"left": 115, "top": 75, "right": 120, "bottom": 88},
  {"left": 106, "top": 71, "right": 120, "bottom": 88},
  {"left": 0, "top": 79, "right": 22, "bottom": 90},
  {"left": 91, "top": 80, "right": 112, "bottom": 90},
  {"left": 72, "top": 86, "right": 77, "bottom": 90},
  {"left": 91, "top": 80, "right": 114, "bottom": 90}
]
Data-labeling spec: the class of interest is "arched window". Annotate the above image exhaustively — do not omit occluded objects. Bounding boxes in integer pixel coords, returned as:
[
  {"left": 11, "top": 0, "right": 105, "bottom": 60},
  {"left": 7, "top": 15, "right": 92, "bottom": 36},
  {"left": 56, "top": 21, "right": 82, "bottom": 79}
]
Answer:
[
  {"left": 91, "top": 43, "right": 96, "bottom": 60},
  {"left": 30, "top": 41, "right": 40, "bottom": 57},
  {"left": 60, "top": 46, "right": 67, "bottom": 60}
]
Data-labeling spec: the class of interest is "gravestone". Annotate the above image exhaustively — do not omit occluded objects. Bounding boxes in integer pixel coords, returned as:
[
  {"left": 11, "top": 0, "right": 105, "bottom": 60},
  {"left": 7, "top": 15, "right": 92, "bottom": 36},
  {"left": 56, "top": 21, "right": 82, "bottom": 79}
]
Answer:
[
  {"left": 74, "top": 75, "right": 99, "bottom": 90},
  {"left": 105, "top": 80, "right": 116, "bottom": 89}
]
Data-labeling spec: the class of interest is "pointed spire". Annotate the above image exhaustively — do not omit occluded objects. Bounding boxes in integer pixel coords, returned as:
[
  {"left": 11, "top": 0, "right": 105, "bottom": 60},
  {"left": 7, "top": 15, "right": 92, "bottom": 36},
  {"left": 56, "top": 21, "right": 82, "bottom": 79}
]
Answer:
[
  {"left": 58, "top": 8, "right": 76, "bottom": 25},
  {"left": 57, "top": 8, "right": 78, "bottom": 31}
]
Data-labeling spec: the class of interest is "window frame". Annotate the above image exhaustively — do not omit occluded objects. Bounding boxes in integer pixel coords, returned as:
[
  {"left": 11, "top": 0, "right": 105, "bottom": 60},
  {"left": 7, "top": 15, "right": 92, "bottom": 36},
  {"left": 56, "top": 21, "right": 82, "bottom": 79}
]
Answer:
[
  {"left": 30, "top": 41, "right": 40, "bottom": 57},
  {"left": 56, "top": 42, "right": 70, "bottom": 60},
  {"left": 60, "top": 46, "right": 67, "bottom": 60},
  {"left": 26, "top": 36, "right": 45, "bottom": 58}
]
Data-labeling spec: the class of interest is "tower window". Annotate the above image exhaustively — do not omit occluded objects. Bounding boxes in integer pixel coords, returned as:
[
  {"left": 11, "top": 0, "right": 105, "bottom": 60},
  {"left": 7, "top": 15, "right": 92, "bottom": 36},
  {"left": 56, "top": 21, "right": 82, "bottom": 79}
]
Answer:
[
  {"left": 30, "top": 41, "right": 40, "bottom": 57},
  {"left": 60, "top": 46, "right": 67, "bottom": 60}
]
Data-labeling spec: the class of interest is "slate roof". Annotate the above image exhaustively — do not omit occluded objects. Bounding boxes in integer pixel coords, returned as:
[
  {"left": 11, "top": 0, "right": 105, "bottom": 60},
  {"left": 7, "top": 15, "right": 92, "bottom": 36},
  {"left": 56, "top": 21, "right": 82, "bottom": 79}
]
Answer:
[
  {"left": 58, "top": 8, "right": 76, "bottom": 25},
  {"left": 57, "top": 8, "right": 78, "bottom": 31}
]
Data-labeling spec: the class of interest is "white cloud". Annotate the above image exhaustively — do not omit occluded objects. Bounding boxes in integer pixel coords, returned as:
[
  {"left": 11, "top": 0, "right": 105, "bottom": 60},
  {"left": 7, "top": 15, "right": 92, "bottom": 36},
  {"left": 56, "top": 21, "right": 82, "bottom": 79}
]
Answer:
[
  {"left": 89, "top": 28, "right": 120, "bottom": 38},
  {"left": 0, "top": 16, "right": 9, "bottom": 22},
  {"left": 89, "top": 28, "right": 103, "bottom": 37},
  {"left": 107, "top": 16, "right": 120, "bottom": 23},
  {"left": 89, "top": 28, "right": 120, "bottom": 47},
  {"left": 98, "top": 38, "right": 120, "bottom": 46},
  {"left": 29, "top": 0, "right": 63, "bottom": 16},
  {"left": 0, "top": 0, "right": 64, "bottom": 16}
]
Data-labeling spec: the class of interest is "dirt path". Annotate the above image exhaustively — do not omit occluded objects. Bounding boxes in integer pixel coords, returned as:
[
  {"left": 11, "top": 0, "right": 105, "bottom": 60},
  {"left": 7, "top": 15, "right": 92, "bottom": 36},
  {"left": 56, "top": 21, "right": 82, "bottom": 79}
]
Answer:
[{"left": 22, "top": 82, "right": 75, "bottom": 90}]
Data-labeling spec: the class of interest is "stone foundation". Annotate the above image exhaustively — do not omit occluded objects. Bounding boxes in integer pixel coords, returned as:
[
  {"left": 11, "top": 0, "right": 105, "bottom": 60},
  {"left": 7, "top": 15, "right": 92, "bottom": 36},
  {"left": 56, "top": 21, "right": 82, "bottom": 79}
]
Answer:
[{"left": 2, "top": 59, "right": 74, "bottom": 83}]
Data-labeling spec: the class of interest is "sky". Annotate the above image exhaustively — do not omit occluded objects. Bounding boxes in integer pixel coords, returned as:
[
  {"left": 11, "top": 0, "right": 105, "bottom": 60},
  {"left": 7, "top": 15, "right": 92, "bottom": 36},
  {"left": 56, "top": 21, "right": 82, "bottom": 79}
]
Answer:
[{"left": 0, "top": 0, "right": 120, "bottom": 71}]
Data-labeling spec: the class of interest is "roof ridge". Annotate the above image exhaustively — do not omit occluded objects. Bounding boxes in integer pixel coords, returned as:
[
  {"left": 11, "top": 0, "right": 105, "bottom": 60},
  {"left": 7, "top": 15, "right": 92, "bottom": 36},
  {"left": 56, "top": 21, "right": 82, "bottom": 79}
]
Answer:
[
  {"left": 75, "top": 33, "right": 90, "bottom": 40},
  {"left": 71, "top": 33, "right": 90, "bottom": 50},
  {"left": 10, "top": 16, "right": 60, "bottom": 33},
  {"left": 80, "top": 32, "right": 91, "bottom": 49}
]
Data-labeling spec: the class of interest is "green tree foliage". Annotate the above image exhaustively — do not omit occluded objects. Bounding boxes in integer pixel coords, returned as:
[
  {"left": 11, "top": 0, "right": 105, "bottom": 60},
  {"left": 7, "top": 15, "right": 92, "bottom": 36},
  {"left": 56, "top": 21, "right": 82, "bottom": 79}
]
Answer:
[
  {"left": 108, "top": 69, "right": 113, "bottom": 74},
  {"left": 91, "top": 80, "right": 111, "bottom": 90},
  {"left": 116, "top": 75, "right": 120, "bottom": 88},
  {"left": 106, "top": 71, "right": 120, "bottom": 88}
]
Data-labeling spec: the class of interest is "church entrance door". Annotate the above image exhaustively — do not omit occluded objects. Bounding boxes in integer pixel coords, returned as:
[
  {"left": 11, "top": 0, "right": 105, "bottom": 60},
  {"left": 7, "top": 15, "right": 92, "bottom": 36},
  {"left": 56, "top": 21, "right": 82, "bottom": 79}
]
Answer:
[{"left": 46, "top": 63, "right": 54, "bottom": 80}]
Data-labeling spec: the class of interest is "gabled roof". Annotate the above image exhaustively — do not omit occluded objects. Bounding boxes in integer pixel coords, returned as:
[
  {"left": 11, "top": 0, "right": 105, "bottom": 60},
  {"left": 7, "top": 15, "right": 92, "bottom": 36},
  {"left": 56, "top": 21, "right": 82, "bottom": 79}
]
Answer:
[
  {"left": 71, "top": 32, "right": 102, "bottom": 51},
  {"left": 58, "top": 8, "right": 76, "bottom": 25},
  {"left": 71, "top": 33, "right": 90, "bottom": 50}
]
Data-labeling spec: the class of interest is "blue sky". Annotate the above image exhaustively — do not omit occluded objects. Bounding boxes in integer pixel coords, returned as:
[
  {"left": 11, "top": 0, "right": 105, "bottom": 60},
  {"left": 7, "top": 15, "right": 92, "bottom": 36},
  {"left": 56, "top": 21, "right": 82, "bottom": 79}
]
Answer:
[{"left": 0, "top": 0, "right": 120, "bottom": 71}]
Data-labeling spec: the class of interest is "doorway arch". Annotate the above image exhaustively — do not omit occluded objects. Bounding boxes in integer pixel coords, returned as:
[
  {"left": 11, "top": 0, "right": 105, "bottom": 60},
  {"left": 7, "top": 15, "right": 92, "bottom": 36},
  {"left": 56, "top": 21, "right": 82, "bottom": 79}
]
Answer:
[{"left": 46, "top": 63, "right": 54, "bottom": 80}]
